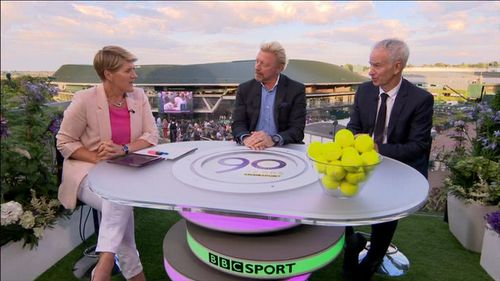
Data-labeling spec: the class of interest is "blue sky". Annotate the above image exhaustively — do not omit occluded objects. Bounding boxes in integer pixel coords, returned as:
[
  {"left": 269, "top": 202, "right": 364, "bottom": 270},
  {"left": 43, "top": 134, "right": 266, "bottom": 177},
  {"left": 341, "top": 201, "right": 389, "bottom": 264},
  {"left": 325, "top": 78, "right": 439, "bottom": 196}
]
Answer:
[{"left": 1, "top": 1, "right": 499, "bottom": 71}]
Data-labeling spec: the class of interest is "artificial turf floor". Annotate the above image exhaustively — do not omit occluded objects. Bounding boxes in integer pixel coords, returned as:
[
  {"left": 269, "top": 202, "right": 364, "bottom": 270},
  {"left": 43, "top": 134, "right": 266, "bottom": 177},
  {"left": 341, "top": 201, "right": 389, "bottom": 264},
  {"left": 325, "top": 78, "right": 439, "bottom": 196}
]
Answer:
[{"left": 36, "top": 209, "right": 493, "bottom": 281}]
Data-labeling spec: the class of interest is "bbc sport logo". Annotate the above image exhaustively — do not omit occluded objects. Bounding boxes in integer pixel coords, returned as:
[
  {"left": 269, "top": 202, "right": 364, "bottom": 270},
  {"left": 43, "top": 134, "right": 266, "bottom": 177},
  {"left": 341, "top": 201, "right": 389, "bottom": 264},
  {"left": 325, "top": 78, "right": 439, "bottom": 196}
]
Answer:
[{"left": 208, "top": 252, "right": 296, "bottom": 276}]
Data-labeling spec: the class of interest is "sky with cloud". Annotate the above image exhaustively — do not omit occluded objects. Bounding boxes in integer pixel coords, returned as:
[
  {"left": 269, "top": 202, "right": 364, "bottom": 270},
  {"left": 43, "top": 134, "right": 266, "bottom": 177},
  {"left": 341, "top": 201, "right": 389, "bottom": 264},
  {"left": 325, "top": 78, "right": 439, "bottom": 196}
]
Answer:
[{"left": 1, "top": 1, "right": 499, "bottom": 71}]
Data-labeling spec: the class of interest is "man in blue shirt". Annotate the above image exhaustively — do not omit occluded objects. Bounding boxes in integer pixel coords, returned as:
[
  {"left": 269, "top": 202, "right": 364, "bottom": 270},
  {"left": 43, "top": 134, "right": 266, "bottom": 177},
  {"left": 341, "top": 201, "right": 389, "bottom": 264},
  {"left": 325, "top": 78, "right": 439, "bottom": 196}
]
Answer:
[{"left": 232, "top": 41, "right": 306, "bottom": 150}]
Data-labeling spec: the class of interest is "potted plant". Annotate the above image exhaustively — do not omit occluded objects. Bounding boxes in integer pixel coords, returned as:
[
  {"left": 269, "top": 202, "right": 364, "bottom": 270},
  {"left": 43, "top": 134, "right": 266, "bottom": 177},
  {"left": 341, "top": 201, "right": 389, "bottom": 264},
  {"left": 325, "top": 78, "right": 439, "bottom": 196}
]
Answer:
[
  {"left": 441, "top": 98, "right": 500, "bottom": 252},
  {"left": 0, "top": 76, "right": 67, "bottom": 249},
  {"left": 480, "top": 211, "right": 500, "bottom": 280}
]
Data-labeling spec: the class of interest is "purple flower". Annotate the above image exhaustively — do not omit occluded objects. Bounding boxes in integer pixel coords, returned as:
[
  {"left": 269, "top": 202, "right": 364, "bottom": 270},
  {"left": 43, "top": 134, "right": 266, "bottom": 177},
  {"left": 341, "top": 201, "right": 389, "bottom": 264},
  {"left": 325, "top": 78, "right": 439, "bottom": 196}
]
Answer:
[
  {"left": 453, "top": 120, "right": 465, "bottom": 127},
  {"left": 477, "top": 102, "right": 492, "bottom": 114},
  {"left": 48, "top": 115, "right": 62, "bottom": 135},
  {"left": 479, "top": 137, "right": 489, "bottom": 147},
  {"left": 494, "top": 130, "right": 500, "bottom": 138},
  {"left": 0, "top": 117, "right": 10, "bottom": 138},
  {"left": 485, "top": 211, "right": 500, "bottom": 234},
  {"left": 24, "top": 82, "right": 44, "bottom": 103},
  {"left": 47, "top": 86, "right": 59, "bottom": 96},
  {"left": 494, "top": 111, "right": 500, "bottom": 123},
  {"left": 22, "top": 81, "right": 58, "bottom": 103},
  {"left": 486, "top": 142, "right": 497, "bottom": 151}
]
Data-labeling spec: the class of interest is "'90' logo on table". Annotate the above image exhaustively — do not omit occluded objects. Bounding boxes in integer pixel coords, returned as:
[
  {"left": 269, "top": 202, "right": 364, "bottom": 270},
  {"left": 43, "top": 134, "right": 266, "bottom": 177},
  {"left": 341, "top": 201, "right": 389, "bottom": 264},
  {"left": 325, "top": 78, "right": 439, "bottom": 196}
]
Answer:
[{"left": 216, "top": 157, "right": 287, "bottom": 173}]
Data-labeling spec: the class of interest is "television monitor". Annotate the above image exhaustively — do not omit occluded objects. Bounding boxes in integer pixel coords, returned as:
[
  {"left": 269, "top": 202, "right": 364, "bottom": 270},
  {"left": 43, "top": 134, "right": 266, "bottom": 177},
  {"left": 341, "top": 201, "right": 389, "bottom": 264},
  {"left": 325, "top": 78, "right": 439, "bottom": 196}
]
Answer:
[{"left": 159, "top": 91, "right": 193, "bottom": 113}]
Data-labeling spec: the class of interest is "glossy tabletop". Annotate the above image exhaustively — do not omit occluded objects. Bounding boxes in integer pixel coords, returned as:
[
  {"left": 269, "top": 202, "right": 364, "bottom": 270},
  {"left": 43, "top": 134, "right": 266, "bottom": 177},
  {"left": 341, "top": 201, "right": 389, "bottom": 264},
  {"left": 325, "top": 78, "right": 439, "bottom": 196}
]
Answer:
[{"left": 88, "top": 141, "right": 429, "bottom": 226}]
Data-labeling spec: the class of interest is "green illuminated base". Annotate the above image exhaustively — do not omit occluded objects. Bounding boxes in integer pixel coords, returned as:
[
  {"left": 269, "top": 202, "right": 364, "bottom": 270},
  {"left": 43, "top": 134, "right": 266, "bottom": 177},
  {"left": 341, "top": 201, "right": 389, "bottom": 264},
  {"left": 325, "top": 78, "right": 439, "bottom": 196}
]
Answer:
[
  {"left": 164, "top": 220, "right": 312, "bottom": 280},
  {"left": 186, "top": 220, "right": 344, "bottom": 279}
]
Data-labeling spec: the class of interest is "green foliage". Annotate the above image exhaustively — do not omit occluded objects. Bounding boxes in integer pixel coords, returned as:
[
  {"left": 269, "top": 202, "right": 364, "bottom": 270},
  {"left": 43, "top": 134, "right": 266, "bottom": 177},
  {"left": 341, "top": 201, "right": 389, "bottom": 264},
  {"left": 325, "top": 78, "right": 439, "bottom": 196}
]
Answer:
[
  {"left": 491, "top": 91, "right": 500, "bottom": 111},
  {"left": 421, "top": 61, "right": 498, "bottom": 68},
  {"left": 1, "top": 76, "right": 68, "bottom": 249},
  {"left": 445, "top": 156, "right": 500, "bottom": 206},
  {"left": 343, "top": 64, "right": 353, "bottom": 72},
  {"left": 439, "top": 100, "right": 500, "bottom": 207}
]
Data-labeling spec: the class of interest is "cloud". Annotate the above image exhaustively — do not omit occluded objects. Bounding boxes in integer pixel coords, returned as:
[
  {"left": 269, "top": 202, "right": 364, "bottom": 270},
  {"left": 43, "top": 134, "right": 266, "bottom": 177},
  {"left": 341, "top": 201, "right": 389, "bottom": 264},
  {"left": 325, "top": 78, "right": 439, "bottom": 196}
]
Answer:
[
  {"left": 149, "top": 2, "right": 374, "bottom": 33},
  {"left": 417, "top": 1, "right": 482, "bottom": 17},
  {"left": 308, "top": 19, "right": 410, "bottom": 46},
  {"left": 446, "top": 20, "right": 466, "bottom": 31},
  {"left": 415, "top": 1, "right": 499, "bottom": 33},
  {"left": 72, "top": 4, "right": 114, "bottom": 20},
  {"left": 1, "top": 1, "right": 498, "bottom": 71}
]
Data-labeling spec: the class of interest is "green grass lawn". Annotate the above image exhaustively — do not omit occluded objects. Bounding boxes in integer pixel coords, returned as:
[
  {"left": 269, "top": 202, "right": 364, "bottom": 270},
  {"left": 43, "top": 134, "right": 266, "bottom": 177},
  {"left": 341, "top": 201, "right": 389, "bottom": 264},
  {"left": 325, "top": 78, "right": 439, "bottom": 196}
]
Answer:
[{"left": 36, "top": 209, "right": 493, "bottom": 281}]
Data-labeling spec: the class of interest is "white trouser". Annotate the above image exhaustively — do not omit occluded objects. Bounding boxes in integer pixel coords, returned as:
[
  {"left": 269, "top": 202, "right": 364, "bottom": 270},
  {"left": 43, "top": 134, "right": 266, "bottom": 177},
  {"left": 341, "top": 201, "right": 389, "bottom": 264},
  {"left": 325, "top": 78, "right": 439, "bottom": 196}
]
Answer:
[{"left": 78, "top": 176, "right": 143, "bottom": 279}]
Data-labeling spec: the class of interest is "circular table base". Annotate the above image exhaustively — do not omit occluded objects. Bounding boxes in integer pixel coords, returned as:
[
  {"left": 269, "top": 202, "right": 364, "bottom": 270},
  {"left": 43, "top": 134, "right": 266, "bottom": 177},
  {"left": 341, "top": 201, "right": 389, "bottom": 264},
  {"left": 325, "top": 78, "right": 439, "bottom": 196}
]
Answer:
[
  {"left": 185, "top": 220, "right": 344, "bottom": 279},
  {"left": 164, "top": 220, "right": 311, "bottom": 280}
]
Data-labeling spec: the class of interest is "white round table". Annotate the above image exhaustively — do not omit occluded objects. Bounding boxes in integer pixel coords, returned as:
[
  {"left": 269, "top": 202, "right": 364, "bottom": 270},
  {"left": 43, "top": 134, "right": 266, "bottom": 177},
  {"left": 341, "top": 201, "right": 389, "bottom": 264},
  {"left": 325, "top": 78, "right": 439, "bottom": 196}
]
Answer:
[
  {"left": 88, "top": 141, "right": 429, "bottom": 226},
  {"left": 88, "top": 141, "right": 429, "bottom": 280}
]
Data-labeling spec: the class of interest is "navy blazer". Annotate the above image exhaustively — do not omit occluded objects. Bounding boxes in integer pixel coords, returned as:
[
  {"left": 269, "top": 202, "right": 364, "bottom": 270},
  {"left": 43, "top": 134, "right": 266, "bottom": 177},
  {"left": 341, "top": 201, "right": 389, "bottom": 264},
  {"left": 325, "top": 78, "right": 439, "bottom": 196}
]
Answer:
[
  {"left": 232, "top": 74, "right": 306, "bottom": 145},
  {"left": 347, "top": 79, "right": 434, "bottom": 177}
]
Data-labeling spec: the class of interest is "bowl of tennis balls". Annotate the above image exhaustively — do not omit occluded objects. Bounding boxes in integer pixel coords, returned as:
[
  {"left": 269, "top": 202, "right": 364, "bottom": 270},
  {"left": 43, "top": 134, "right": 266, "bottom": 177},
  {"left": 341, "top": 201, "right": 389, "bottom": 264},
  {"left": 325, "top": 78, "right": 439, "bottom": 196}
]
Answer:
[{"left": 307, "top": 129, "right": 382, "bottom": 198}]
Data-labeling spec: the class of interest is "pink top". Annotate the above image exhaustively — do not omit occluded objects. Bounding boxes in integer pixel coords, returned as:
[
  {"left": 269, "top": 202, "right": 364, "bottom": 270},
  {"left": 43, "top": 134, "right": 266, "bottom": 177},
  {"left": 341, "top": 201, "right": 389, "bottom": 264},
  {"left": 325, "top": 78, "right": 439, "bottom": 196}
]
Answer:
[{"left": 109, "top": 106, "right": 131, "bottom": 145}]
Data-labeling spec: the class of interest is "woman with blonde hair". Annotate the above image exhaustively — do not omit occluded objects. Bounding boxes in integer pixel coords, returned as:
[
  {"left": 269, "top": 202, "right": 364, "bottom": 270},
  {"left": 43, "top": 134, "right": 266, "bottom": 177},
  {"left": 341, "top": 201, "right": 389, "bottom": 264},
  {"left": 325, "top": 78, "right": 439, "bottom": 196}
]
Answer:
[{"left": 57, "top": 46, "right": 158, "bottom": 281}]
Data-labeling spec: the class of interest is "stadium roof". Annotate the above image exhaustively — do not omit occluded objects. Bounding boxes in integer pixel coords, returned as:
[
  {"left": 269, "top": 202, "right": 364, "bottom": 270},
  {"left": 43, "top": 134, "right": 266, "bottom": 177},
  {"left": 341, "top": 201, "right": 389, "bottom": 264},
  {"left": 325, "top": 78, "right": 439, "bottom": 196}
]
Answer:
[{"left": 52, "top": 59, "right": 368, "bottom": 86}]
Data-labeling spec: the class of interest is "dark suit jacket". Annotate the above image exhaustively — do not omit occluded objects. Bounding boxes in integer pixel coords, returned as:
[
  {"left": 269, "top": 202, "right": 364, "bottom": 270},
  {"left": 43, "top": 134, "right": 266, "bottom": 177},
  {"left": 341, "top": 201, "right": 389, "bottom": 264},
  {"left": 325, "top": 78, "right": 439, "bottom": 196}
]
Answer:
[
  {"left": 347, "top": 78, "right": 434, "bottom": 177},
  {"left": 232, "top": 74, "right": 306, "bottom": 145}
]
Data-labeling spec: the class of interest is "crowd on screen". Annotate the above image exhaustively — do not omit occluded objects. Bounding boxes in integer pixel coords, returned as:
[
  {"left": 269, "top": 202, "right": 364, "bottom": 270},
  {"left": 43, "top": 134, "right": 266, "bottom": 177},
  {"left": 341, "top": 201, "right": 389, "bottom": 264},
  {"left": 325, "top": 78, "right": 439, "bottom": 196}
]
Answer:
[
  {"left": 156, "top": 116, "right": 233, "bottom": 142},
  {"left": 155, "top": 114, "right": 341, "bottom": 143}
]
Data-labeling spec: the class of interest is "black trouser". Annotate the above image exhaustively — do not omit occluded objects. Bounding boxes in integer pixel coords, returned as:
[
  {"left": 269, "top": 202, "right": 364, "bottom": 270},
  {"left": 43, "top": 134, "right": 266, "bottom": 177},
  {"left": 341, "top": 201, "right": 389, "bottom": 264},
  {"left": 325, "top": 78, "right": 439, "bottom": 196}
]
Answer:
[
  {"left": 343, "top": 220, "right": 399, "bottom": 281},
  {"left": 170, "top": 131, "right": 177, "bottom": 143}
]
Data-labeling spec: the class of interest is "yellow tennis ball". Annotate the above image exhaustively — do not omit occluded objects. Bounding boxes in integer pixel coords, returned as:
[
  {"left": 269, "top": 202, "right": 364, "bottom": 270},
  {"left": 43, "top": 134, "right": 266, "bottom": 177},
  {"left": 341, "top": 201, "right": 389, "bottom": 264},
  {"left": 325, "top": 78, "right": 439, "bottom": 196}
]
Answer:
[
  {"left": 354, "top": 134, "right": 375, "bottom": 153},
  {"left": 326, "top": 162, "right": 347, "bottom": 180},
  {"left": 361, "top": 150, "right": 380, "bottom": 166},
  {"left": 341, "top": 147, "right": 358, "bottom": 157},
  {"left": 322, "top": 176, "right": 340, "bottom": 190},
  {"left": 323, "top": 142, "right": 343, "bottom": 161},
  {"left": 335, "top": 129, "right": 355, "bottom": 148},
  {"left": 307, "top": 141, "right": 324, "bottom": 159},
  {"left": 340, "top": 181, "right": 359, "bottom": 196},
  {"left": 345, "top": 171, "right": 366, "bottom": 184},
  {"left": 341, "top": 150, "right": 363, "bottom": 172},
  {"left": 314, "top": 155, "right": 327, "bottom": 174}
]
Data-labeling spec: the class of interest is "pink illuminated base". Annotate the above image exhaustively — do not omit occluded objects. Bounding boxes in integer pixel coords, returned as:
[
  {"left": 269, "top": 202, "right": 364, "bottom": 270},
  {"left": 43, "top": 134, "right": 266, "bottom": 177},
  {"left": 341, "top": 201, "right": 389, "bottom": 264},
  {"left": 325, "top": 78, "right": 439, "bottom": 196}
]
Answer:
[
  {"left": 164, "top": 258, "right": 311, "bottom": 281},
  {"left": 164, "top": 258, "right": 190, "bottom": 281},
  {"left": 179, "top": 211, "right": 300, "bottom": 233}
]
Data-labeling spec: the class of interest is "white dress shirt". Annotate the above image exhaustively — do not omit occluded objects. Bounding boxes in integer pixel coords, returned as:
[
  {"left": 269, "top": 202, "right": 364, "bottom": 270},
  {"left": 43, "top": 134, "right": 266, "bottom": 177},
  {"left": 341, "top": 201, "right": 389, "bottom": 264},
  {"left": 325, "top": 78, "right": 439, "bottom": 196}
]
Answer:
[{"left": 376, "top": 78, "right": 402, "bottom": 143}]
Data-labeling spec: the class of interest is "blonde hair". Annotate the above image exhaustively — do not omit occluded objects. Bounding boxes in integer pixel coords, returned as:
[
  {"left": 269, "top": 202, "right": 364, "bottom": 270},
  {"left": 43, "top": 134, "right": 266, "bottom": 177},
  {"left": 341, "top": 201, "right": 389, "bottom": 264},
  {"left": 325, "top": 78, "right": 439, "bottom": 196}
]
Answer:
[
  {"left": 260, "top": 41, "right": 287, "bottom": 69},
  {"left": 93, "top": 46, "right": 137, "bottom": 81}
]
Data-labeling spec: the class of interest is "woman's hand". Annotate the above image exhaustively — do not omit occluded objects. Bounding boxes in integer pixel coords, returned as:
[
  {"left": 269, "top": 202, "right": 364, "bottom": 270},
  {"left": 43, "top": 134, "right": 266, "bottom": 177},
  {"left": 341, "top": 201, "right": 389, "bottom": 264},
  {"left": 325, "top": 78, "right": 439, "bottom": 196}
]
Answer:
[{"left": 97, "top": 140, "right": 124, "bottom": 160}]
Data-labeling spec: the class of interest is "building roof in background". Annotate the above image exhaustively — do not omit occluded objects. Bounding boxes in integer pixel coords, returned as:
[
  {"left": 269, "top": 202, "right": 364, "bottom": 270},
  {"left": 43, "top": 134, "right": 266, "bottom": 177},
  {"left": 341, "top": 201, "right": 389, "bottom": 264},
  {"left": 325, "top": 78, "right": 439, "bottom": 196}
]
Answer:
[{"left": 52, "top": 59, "right": 368, "bottom": 86}]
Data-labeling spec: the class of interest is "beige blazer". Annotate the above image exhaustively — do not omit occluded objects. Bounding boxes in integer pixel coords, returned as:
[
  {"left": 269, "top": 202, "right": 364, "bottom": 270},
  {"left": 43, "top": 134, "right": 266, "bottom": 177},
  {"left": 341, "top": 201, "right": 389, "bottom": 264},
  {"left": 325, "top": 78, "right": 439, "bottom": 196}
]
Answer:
[{"left": 56, "top": 84, "right": 159, "bottom": 209}]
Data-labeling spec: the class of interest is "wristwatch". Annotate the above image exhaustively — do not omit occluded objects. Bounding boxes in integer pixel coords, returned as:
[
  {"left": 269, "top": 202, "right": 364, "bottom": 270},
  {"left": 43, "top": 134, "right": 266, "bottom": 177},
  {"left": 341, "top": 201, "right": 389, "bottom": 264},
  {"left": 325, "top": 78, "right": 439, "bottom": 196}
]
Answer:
[
  {"left": 122, "top": 144, "right": 129, "bottom": 155},
  {"left": 272, "top": 135, "right": 281, "bottom": 146}
]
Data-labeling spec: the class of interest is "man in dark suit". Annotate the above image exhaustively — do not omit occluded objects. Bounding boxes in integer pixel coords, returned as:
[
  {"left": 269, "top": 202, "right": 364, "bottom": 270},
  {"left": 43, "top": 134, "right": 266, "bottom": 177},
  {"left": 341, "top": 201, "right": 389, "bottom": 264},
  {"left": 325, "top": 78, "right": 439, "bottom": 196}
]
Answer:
[
  {"left": 232, "top": 41, "right": 306, "bottom": 149},
  {"left": 343, "top": 39, "right": 434, "bottom": 281}
]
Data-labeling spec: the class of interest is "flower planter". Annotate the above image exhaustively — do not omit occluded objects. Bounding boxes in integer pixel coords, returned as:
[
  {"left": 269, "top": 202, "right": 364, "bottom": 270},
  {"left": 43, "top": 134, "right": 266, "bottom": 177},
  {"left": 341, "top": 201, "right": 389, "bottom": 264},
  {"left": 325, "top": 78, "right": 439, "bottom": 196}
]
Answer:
[
  {"left": 480, "top": 224, "right": 500, "bottom": 280},
  {"left": 447, "top": 193, "right": 497, "bottom": 252},
  {"left": 0, "top": 206, "right": 95, "bottom": 281}
]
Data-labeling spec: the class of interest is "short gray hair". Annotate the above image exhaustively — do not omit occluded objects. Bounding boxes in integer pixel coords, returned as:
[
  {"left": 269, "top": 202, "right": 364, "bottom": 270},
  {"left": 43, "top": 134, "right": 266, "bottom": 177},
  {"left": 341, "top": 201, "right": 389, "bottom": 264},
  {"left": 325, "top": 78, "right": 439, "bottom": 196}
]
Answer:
[
  {"left": 373, "top": 39, "right": 410, "bottom": 68},
  {"left": 260, "top": 41, "right": 287, "bottom": 69}
]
